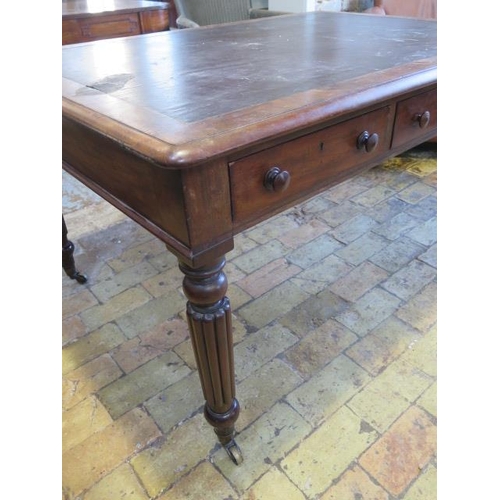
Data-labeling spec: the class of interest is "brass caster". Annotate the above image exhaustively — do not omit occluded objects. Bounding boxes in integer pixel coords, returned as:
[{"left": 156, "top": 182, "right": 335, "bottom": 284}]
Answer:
[
  {"left": 224, "top": 439, "right": 243, "bottom": 465},
  {"left": 72, "top": 272, "right": 88, "bottom": 284}
]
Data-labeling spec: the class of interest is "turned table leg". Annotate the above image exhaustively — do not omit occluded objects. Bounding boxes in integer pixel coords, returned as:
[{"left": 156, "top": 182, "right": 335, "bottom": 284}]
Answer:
[
  {"left": 62, "top": 215, "right": 87, "bottom": 284},
  {"left": 179, "top": 256, "right": 242, "bottom": 465}
]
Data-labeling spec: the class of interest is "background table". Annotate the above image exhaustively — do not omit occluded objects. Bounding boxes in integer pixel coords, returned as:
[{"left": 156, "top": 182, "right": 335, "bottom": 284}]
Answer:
[
  {"left": 62, "top": 0, "right": 170, "bottom": 45},
  {"left": 62, "top": 11, "right": 437, "bottom": 463}
]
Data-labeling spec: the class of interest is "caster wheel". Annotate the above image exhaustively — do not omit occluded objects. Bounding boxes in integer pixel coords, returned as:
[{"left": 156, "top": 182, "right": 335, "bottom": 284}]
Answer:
[
  {"left": 72, "top": 272, "right": 88, "bottom": 284},
  {"left": 225, "top": 440, "right": 243, "bottom": 465}
]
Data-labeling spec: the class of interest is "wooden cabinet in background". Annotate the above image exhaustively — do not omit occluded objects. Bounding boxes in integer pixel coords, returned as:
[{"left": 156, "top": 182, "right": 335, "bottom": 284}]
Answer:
[{"left": 62, "top": 0, "right": 170, "bottom": 45}]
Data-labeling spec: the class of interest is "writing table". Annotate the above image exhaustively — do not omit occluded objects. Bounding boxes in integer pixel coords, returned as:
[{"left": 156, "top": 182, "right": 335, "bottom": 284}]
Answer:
[
  {"left": 62, "top": 0, "right": 170, "bottom": 45},
  {"left": 62, "top": 11, "right": 437, "bottom": 464}
]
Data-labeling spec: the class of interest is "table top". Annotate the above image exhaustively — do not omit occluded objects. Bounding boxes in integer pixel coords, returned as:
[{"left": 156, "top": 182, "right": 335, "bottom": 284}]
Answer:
[
  {"left": 62, "top": 12, "right": 436, "bottom": 168},
  {"left": 62, "top": 0, "right": 168, "bottom": 18}
]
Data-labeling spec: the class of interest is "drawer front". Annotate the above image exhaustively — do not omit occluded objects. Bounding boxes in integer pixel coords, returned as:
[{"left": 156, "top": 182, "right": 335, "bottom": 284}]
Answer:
[
  {"left": 77, "top": 13, "right": 141, "bottom": 43},
  {"left": 62, "top": 20, "right": 82, "bottom": 45},
  {"left": 392, "top": 89, "right": 437, "bottom": 149},
  {"left": 139, "top": 10, "right": 170, "bottom": 33},
  {"left": 230, "top": 106, "right": 392, "bottom": 226}
]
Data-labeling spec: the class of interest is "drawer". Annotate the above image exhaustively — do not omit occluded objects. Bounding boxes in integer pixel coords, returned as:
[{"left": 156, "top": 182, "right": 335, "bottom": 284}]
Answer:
[
  {"left": 139, "top": 10, "right": 170, "bottom": 33},
  {"left": 78, "top": 13, "right": 141, "bottom": 41},
  {"left": 392, "top": 89, "right": 437, "bottom": 149},
  {"left": 230, "top": 106, "right": 392, "bottom": 226},
  {"left": 62, "top": 20, "right": 82, "bottom": 45},
  {"left": 62, "top": 11, "right": 168, "bottom": 45}
]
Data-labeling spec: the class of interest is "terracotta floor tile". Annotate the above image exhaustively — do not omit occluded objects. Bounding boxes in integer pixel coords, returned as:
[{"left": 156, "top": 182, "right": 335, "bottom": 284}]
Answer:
[{"left": 359, "top": 406, "right": 436, "bottom": 496}]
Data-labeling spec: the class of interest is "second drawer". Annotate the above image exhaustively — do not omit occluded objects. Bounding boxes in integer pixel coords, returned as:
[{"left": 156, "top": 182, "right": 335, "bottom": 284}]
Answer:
[{"left": 392, "top": 88, "right": 437, "bottom": 149}]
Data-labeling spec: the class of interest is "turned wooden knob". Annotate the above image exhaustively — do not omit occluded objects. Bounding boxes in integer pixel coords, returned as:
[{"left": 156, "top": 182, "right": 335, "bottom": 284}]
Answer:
[
  {"left": 264, "top": 167, "right": 291, "bottom": 192},
  {"left": 414, "top": 110, "right": 431, "bottom": 129},
  {"left": 357, "top": 131, "right": 379, "bottom": 153}
]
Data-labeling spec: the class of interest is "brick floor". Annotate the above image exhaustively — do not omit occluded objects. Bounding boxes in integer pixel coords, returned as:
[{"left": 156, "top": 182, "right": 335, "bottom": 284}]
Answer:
[{"left": 62, "top": 144, "right": 437, "bottom": 499}]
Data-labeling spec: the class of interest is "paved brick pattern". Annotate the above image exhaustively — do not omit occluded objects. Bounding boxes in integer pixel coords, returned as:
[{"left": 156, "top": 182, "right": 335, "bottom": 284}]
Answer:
[{"left": 62, "top": 144, "right": 437, "bottom": 499}]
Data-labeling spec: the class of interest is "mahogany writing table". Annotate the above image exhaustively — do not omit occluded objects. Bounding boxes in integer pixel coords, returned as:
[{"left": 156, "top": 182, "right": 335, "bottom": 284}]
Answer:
[
  {"left": 62, "top": 0, "right": 170, "bottom": 45},
  {"left": 62, "top": 11, "right": 437, "bottom": 464}
]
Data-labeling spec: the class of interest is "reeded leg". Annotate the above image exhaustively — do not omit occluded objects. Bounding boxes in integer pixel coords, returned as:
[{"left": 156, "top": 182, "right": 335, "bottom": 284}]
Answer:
[
  {"left": 179, "top": 257, "right": 243, "bottom": 465},
  {"left": 62, "top": 216, "right": 87, "bottom": 284}
]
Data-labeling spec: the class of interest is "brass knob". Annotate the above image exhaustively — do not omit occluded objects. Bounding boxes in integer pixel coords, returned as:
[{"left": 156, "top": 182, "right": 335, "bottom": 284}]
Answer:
[
  {"left": 264, "top": 167, "right": 291, "bottom": 192},
  {"left": 357, "top": 131, "right": 379, "bottom": 153},
  {"left": 414, "top": 110, "right": 431, "bottom": 129}
]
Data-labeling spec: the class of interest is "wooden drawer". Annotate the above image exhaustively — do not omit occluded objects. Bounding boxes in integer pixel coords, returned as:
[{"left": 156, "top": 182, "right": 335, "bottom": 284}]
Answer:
[
  {"left": 62, "top": 13, "right": 141, "bottom": 44},
  {"left": 230, "top": 106, "right": 392, "bottom": 227},
  {"left": 139, "top": 9, "right": 170, "bottom": 33},
  {"left": 392, "top": 89, "right": 437, "bottom": 149},
  {"left": 62, "top": 20, "right": 83, "bottom": 45}
]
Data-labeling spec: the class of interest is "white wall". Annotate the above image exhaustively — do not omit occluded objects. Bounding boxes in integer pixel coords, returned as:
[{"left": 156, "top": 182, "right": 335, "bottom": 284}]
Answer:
[
  {"left": 269, "top": 0, "right": 315, "bottom": 12},
  {"left": 268, "top": 0, "right": 373, "bottom": 13}
]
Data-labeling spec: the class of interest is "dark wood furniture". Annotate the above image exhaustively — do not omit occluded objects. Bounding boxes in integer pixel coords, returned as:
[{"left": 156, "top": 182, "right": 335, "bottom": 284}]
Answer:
[
  {"left": 62, "top": 216, "right": 87, "bottom": 283},
  {"left": 62, "top": 0, "right": 170, "bottom": 45},
  {"left": 62, "top": 12, "right": 437, "bottom": 464}
]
